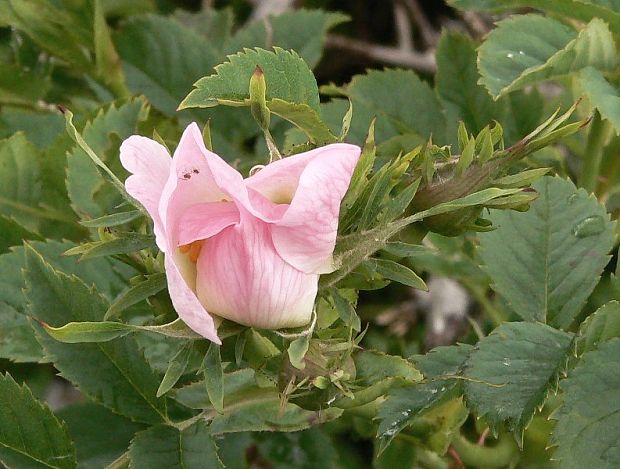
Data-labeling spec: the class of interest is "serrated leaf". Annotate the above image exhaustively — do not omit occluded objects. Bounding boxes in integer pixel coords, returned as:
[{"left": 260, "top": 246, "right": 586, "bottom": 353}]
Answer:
[
  {"left": 129, "top": 421, "right": 223, "bottom": 469},
  {"left": 254, "top": 427, "right": 337, "bottom": 469},
  {"left": 171, "top": 369, "right": 257, "bottom": 410},
  {"left": 579, "top": 66, "right": 620, "bottom": 134},
  {"left": 57, "top": 402, "right": 144, "bottom": 469},
  {"left": 179, "top": 47, "right": 319, "bottom": 112},
  {"left": 479, "top": 176, "right": 615, "bottom": 328},
  {"left": 376, "top": 344, "right": 473, "bottom": 453},
  {"left": 24, "top": 245, "right": 168, "bottom": 424},
  {"left": 447, "top": 0, "right": 620, "bottom": 35},
  {"left": 0, "top": 63, "right": 50, "bottom": 105},
  {"left": 0, "top": 372, "right": 76, "bottom": 468},
  {"left": 227, "top": 9, "right": 348, "bottom": 69},
  {"left": 436, "top": 31, "right": 503, "bottom": 139},
  {"left": 463, "top": 322, "right": 573, "bottom": 439},
  {"left": 65, "top": 100, "right": 148, "bottom": 218},
  {"left": 576, "top": 300, "right": 620, "bottom": 355},
  {"left": 113, "top": 14, "right": 220, "bottom": 116},
  {"left": 0, "top": 214, "right": 41, "bottom": 254},
  {"left": 328, "top": 288, "right": 361, "bottom": 331},
  {"left": 478, "top": 15, "right": 617, "bottom": 99},
  {"left": 106, "top": 273, "right": 167, "bottom": 320},
  {"left": 0, "top": 240, "right": 134, "bottom": 363},
  {"left": 551, "top": 338, "right": 620, "bottom": 468}
]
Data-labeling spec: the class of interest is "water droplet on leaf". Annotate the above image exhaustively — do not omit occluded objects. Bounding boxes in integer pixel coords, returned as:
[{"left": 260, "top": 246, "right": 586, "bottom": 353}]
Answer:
[{"left": 572, "top": 216, "right": 605, "bottom": 238}]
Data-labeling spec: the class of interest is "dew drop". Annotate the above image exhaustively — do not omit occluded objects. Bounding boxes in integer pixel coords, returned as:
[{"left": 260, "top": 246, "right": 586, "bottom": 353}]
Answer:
[
  {"left": 572, "top": 216, "right": 605, "bottom": 238},
  {"left": 503, "top": 358, "right": 511, "bottom": 366},
  {"left": 507, "top": 53, "right": 515, "bottom": 58}
]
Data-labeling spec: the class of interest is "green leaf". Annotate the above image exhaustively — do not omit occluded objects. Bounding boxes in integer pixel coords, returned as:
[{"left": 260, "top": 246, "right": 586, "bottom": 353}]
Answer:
[
  {"left": 579, "top": 66, "right": 620, "bottom": 135},
  {"left": 0, "top": 372, "right": 76, "bottom": 468},
  {"left": 354, "top": 350, "right": 422, "bottom": 385},
  {"left": 0, "top": 240, "right": 134, "bottom": 363},
  {"left": 381, "top": 242, "right": 434, "bottom": 258},
  {"left": 551, "top": 338, "right": 620, "bottom": 468},
  {"left": 129, "top": 421, "right": 223, "bottom": 469},
  {"left": 376, "top": 344, "right": 473, "bottom": 453},
  {"left": 227, "top": 9, "right": 348, "bottom": 69},
  {"left": 56, "top": 402, "right": 144, "bottom": 469},
  {"left": 171, "top": 369, "right": 257, "bottom": 410},
  {"left": 209, "top": 396, "right": 342, "bottom": 434},
  {"left": 65, "top": 99, "right": 148, "bottom": 218},
  {"left": 203, "top": 343, "right": 224, "bottom": 413},
  {"left": 80, "top": 210, "right": 142, "bottom": 228},
  {"left": 447, "top": 0, "right": 620, "bottom": 35},
  {"left": 0, "top": 0, "right": 93, "bottom": 70},
  {"left": 576, "top": 300, "right": 620, "bottom": 355},
  {"left": 479, "top": 176, "right": 615, "bottom": 328},
  {"left": 463, "top": 322, "right": 573, "bottom": 439},
  {"left": 41, "top": 318, "right": 202, "bottom": 343},
  {"left": 328, "top": 288, "right": 361, "bottom": 331},
  {"left": 436, "top": 31, "right": 503, "bottom": 138},
  {"left": 64, "top": 233, "right": 155, "bottom": 260},
  {"left": 478, "top": 15, "right": 617, "bottom": 99},
  {"left": 113, "top": 14, "right": 221, "bottom": 116},
  {"left": 0, "top": 63, "right": 50, "bottom": 105},
  {"left": 24, "top": 245, "right": 168, "bottom": 424},
  {"left": 254, "top": 427, "right": 337, "bottom": 469},
  {"left": 105, "top": 273, "right": 167, "bottom": 320},
  {"left": 334, "top": 69, "right": 446, "bottom": 143},
  {"left": 0, "top": 214, "right": 41, "bottom": 254},
  {"left": 179, "top": 47, "right": 320, "bottom": 112},
  {"left": 367, "top": 258, "right": 427, "bottom": 290},
  {"left": 156, "top": 342, "right": 193, "bottom": 397},
  {"left": 267, "top": 99, "right": 337, "bottom": 144},
  {"left": 287, "top": 335, "right": 310, "bottom": 370}
]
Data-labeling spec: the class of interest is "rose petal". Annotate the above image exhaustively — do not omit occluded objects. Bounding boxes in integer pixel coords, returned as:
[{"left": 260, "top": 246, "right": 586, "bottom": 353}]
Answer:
[
  {"left": 119, "top": 136, "right": 171, "bottom": 251},
  {"left": 195, "top": 213, "right": 318, "bottom": 329},
  {"left": 270, "top": 144, "right": 361, "bottom": 274},
  {"left": 176, "top": 201, "right": 240, "bottom": 246},
  {"left": 158, "top": 122, "right": 247, "bottom": 245},
  {"left": 164, "top": 255, "right": 221, "bottom": 344}
]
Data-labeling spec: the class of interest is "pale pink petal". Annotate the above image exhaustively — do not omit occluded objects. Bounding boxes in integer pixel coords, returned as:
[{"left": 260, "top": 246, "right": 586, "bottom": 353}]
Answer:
[
  {"left": 119, "top": 136, "right": 171, "bottom": 251},
  {"left": 195, "top": 213, "right": 318, "bottom": 329},
  {"left": 247, "top": 188, "right": 289, "bottom": 222},
  {"left": 270, "top": 144, "right": 361, "bottom": 274},
  {"left": 164, "top": 255, "right": 221, "bottom": 344},
  {"left": 176, "top": 201, "right": 240, "bottom": 246},
  {"left": 158, "top": 122, "right": 247, "bottom": 245}
]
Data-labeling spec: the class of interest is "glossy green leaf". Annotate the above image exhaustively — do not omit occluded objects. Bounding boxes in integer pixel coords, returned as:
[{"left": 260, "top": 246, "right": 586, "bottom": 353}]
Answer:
[
  {"left": 156, "top": 342, "right": 193, "bottom": 397},
  {"left": 551, "top": 338, "right": 620, "bottom": 468},
  {"left": 478, "top": 15, "right": 616, "bottom": 99},
  {"left": 80, "top": 210, "right": 142, "bottom": 228},
  {"left": 463, "top": 322, "right": 573, "bottom": 439},
  {"left": 0, "top": 372, "right": 76, "bottom": 468},
  {"left": 367, "top": 258, "right": 427, "bottom": 290},
  {"left": 354, "top": 350, "right": 422, "bottom": 385},
  {"left": 479, "top": 176, "right": 615, "bottom": 328},
  {"left": 64, "top": 233, "right": 155, "bottom": 260}
]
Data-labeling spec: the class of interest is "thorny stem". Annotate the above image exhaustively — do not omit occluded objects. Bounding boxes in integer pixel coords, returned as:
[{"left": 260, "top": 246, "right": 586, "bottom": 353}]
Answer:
[{"left": 580, "top": 111, "right": 613, "bottom": 193}]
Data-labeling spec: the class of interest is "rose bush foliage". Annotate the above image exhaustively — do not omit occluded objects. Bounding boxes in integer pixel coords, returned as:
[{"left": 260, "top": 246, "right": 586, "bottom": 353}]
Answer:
[{"left": 0, "top": 1, "right": 619, "bottom": 468}]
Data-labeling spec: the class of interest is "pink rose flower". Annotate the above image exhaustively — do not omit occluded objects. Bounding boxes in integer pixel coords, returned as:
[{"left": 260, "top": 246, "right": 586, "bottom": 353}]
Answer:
[{"left": 120, "top": 123, "right": 360, "bottom": 343}]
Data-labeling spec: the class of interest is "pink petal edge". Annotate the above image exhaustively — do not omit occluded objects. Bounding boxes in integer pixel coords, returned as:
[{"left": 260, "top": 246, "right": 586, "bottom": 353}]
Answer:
[{"left": 271, "top": 143, "right": 361, "bottom": 274}]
